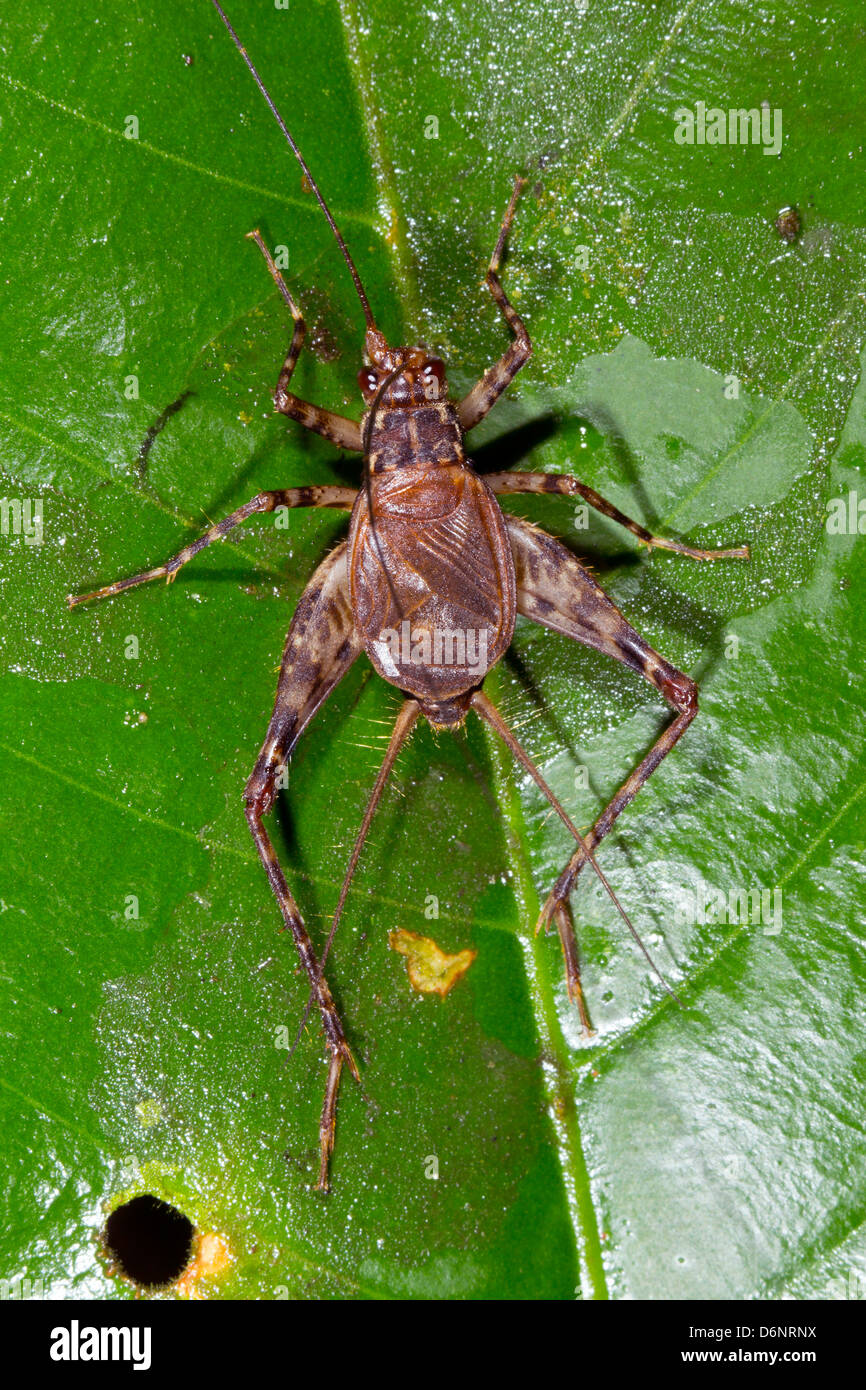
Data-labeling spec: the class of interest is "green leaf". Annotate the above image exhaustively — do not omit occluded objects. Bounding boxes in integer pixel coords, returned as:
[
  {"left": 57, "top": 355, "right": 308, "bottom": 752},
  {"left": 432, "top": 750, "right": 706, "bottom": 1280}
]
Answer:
[{"left": 1, "top": 0, "right": 865, "bottom": 1301}]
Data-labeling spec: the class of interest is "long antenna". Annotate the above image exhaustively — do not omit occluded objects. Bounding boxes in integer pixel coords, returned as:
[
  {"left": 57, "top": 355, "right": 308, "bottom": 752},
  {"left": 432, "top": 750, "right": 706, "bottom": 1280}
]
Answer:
[{"left": 210, "top": 0, "right": 376, "bottom": 330}]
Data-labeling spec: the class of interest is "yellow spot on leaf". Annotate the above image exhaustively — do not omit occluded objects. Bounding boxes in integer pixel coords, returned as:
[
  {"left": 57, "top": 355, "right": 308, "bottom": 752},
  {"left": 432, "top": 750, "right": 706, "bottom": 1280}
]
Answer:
[
  {"left": 384, "top": 205, "right": 399, "bottom": 248},
  {"left": 389, "top": 929, "right": 476, "bottom": 997},
  {"left": 134, "top": 1098, "right": 164, "bottom": 1128},
  {"left": 175, "top": 1232, "right": 233, "bottom": 1300}
]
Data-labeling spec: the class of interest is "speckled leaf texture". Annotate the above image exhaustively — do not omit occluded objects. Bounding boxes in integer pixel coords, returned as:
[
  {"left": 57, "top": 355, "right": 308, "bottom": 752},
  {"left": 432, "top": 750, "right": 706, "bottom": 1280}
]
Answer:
[{"left": 1, "top": 0, "right": 864, "bottom": 1300}]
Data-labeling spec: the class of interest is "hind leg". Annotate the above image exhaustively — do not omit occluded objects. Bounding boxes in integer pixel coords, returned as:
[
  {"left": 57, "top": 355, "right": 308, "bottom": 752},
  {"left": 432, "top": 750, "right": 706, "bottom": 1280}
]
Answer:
[
  {"left": 244, "top": 540, "right": 363, "bottom": 1188},
  {"left": 506, "top": 514, "right": 699, "bottom": 1004}
]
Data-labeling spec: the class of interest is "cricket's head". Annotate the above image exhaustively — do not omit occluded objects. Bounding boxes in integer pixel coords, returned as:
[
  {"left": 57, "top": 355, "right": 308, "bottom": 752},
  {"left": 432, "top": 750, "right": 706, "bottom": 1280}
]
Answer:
[{"left": 358, "top": 329, "right": 447, "bottom": 406}]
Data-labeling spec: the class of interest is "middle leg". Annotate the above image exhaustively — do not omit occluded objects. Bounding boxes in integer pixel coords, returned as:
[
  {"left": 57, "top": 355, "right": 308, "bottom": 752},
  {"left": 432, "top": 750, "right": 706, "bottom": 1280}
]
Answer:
[
  {"left": 67, "top": 486, "right": 356, "bottom": 608},
  {"left": 488, "top": 470, "right": 749, "bottom": 561}
]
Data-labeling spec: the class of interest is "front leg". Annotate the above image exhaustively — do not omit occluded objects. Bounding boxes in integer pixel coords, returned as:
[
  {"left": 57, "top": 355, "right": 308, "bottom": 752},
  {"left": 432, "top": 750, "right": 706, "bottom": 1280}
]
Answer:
[
  {"left": 247, "top": 229, "right": 363, "bottom": 453},
  {"left": 457, "top": 177, "right": 532, "bottom": 433},
  {"left": 488, "top": 470, "right": 749, "bottom": 561}
]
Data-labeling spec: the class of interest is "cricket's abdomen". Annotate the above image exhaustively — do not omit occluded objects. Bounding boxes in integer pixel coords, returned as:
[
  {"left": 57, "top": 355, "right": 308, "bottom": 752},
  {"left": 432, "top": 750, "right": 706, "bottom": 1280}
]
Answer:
[{"left": 348, "top": 414, "right": 516, "bottom": 704}]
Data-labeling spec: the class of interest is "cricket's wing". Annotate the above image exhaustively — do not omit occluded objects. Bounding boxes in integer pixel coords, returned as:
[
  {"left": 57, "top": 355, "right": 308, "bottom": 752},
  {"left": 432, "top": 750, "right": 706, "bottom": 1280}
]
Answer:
[{"left": 348, "top": 461, "right": 516, "bottom": 699}]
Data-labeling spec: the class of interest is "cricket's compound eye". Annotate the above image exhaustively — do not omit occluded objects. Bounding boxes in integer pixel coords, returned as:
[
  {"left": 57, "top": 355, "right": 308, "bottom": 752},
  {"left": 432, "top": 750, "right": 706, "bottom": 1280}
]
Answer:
[
  {"left": 358, "top": 367, "right": 380, "bottom": 401},
  {"left": 420, "top": 358, "right": 446, "bottom": 400}
]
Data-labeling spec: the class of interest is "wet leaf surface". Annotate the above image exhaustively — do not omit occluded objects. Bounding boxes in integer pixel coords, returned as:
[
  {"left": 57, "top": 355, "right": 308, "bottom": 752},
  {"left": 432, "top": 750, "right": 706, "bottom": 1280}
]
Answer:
[{"left": 1, "top": 0, "right": 864, "bottom": 1299}]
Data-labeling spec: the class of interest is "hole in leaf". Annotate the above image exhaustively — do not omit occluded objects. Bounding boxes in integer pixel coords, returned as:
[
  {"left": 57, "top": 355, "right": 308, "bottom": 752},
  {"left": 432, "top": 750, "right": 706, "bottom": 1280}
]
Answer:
[{"left": 104, "top": 1194, "right": 194, "bottom": 1288}]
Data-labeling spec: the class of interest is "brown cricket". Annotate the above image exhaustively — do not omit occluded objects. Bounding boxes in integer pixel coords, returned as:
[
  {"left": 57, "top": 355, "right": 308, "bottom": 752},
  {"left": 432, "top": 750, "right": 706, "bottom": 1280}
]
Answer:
[{"left": 69, "top": 0, "right": 749, "bottom": 1189}]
